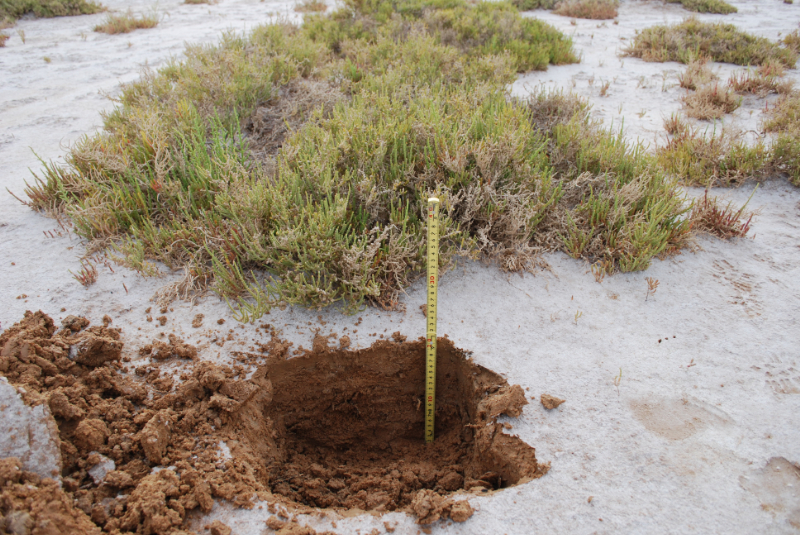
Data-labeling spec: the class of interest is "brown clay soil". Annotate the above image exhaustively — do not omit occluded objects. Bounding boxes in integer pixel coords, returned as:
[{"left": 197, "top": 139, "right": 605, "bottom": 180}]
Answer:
[{"left": 0, "top": 310, "right": 547, "bottom": 534}]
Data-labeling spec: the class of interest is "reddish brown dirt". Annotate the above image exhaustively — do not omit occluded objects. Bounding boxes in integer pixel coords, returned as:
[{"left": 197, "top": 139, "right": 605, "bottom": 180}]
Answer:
[{"left": 0, "top": 310, "right": 547, "bottom": 534}]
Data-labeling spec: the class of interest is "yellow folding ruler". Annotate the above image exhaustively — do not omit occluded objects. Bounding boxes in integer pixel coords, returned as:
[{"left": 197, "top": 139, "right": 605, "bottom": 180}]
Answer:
[{"left": 425, "top": 197, "right": 439, "bottom": 444}]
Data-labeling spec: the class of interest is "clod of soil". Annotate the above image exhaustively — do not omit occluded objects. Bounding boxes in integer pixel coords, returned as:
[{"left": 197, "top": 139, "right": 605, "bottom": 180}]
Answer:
[
  {"left": 541, "top": 394, "right": 566, "bottom": 410},
  {"left": 0, "top": 310, "right": 547, "bottom": 534}
]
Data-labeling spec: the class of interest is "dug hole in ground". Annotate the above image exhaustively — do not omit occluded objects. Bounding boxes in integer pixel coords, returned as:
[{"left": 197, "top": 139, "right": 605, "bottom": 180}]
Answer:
[{"left": 0, "top": 0, "right": 799, "bottom": 533}]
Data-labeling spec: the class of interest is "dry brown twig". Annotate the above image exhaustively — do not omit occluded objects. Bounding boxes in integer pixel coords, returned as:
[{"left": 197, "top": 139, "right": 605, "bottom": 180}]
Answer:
[{"left": 645, "top": 277, "right": 659, "bottom": 301}]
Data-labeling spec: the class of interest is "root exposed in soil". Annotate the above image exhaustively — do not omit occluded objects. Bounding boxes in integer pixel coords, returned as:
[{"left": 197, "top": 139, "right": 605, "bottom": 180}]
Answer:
[{"left": 0, "top": 311, "right": 546, "bottom": 534}]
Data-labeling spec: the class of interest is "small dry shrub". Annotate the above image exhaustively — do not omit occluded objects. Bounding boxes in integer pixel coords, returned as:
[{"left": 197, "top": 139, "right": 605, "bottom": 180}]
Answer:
[
  {"left": 553, "top": 0, "right": 618, "bottom": 19},
  {"left": 663, "top": 113, "right": 687, "bottom": 136},
  {"left": 184, "top": 0, "right": 214, "bottom": 4},
  {"left": 94, "top": 10, "right": 157, "bottom": 34},
  {"left": 681, "top": 83, "right": 741, "bottom": 120},
  {"left": 294, "top": 0, "right": 327, "bottom": 12},
  {"left": 0, "top": 32, "right": 8, "bottom": 46},
  {"left": 689, "top": 189, "right": 754, "bottom": 238},
  {"left": 728, "top": 69, "right": 793, "bottom": 97},
  {"left": 678, "top": 57, "right": 717, "bottom": 90}
]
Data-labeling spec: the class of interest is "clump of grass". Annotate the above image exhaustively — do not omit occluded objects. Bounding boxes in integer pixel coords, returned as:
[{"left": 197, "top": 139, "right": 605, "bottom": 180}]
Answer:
[
  {"left": 663, "top": 113, "right": 687, "bottom": 136},
  {"left": 94, "top": 9, "right": 157, "bottom": 34},
  {"left": 184, "top": 0, "right": 214, "bottom": 4},
  {"left": 553, "top": 0, "right": 618, "bottom": 19},
  {"left": 0, "top": 0, "right": 103, "bottom": 26},
  {"left": 22, "top": 0, "right": 712, "bottom": 319},
  {"left": 511, "top": 0, "right": 557, "bottom": 9},
  {"left": 662, "top": 88, "right": 800, "bottom": 188},
  {"left": 763, "top": 91, "right": 800, "bottom": 185},
  {"left": 666, "top": 0, "right": 736, "bottom": 15},
  {"left": 295, "top": 0, "right": 327, "bottom": 12},
  {"left": 623, "top": 18, "right": 798, "bottom": 67},
  {"left": 678, "top": 57, "right": 717, "bottom": 90},
  {"left": 0, "top": 32, "right": 9, "bottom": 46},
  {"left": 681, "top": 83, "right": 741, "bottom": 120},
  {"left": 783, "top": 30, "right": 800, "bottom": 54},
  {"left": 728, "top": 68, "right": 793, "bottom": 97},
  {"left": 659, "top": 124, "right": 772, "bottom": 186},
  {"left": 689, "top": 189, "right": 754, "bottom": 239},
  {"left": 763, "top": 91, "right": 800, "bottom": 134}
]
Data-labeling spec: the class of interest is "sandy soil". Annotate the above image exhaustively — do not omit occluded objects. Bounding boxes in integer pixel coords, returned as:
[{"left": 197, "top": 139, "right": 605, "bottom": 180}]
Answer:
[{"left": 1, "top": 0, "right": 800, "bottom": 533}]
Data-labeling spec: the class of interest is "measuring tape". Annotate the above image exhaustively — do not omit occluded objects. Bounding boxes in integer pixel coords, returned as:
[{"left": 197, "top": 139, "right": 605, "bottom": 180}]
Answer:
[{"left": 425, "top": 197, "right": 439, "bottom": 444}]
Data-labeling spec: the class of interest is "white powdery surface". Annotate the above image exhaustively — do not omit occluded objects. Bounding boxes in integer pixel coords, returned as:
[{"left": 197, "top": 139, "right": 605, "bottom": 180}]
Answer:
[
  {"left": 0, "top": 0, "right": 799, "bottom": 534},
  {"left": 0, "top": 378, "right": 61, "bottom": 480}
]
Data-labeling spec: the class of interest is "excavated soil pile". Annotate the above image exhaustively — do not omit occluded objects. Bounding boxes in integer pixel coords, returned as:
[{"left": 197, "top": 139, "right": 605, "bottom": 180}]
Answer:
[{"left": 0, "top": 311, "right": 547, "bottom": 534}]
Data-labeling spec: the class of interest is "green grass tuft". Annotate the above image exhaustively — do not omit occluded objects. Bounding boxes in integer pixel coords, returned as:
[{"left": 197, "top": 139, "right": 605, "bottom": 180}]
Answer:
[
  {"left": 666, "top": 0, "right": 736, "bottom": 15},
  {"left": 94, "top": 9, "right": 157, "bottom": 34},
  {"left": 553, "top": 0, "right": 618, "bottom": 19},
  {"left": 510, "top": 0, "right": 556, "bottom": 10},
  {"left": 623, "top": 17, "right": 798, "bottom": 67},
  {"left": 763, "top": 91, "right": 800, "bottom": 186},
  {"left": 658, "top": 124, "right": 771, "bottom": 187},
  {"left": 0, "top": 0, "right": 102, "bottom": 25},
  {"left": 295, "top": 0, "right": 327, "bottom": 12}
]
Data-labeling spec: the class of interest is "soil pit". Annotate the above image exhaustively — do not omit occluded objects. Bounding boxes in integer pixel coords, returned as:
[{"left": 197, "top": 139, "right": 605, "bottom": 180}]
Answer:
[
  {"left": 0, "top": 311, "right": 547, "bottom": 534},
  {"left": 229, "top": 338, "right": 548, "bottom": 518}
]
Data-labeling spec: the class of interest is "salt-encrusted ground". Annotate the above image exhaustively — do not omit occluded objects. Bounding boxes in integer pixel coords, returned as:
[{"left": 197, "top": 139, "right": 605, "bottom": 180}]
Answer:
[{"left": 1, "top": 0, "right": 799, "bottom": 533}]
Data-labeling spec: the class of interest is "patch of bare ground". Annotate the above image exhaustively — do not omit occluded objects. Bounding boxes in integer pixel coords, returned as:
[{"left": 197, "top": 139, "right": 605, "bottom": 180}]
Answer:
[
  {"left": 0, "top": 310, "right": 544, "bottom": 533},
  {"left": 245, "top": 78, "right": 345, "bottom": 166}
]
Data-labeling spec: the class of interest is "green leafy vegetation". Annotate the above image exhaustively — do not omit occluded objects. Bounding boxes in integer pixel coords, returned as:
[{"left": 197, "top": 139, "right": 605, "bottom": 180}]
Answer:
[
  {"left": 659, "top": 87, "right": 800, "bottom": 187},
  {"left": 24, "top": 0, "right": 733, "bottom": 319},
  {"left": 623, "top": 18, "right": 798, "bottom": 67},
  {"left": 666, "top": 0, "right": 736, "bottom": 15},
  {"left": 658, "top": 120, "right": 771, "bottom": 187},
  {"left": 510, "top": 0, "right": 556, "bottom": 10},
  {"left": 94, "top": 9, "right": 157, "bottom": 34},
  {"left": 764, "top": 91, "right": 800, "bottom": 186},
  {"left": 0, "top": 0, "right": 102, "bottom": 25},
  {"left": 553, "top": 0, "right": 618, "bottom": 19}
]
